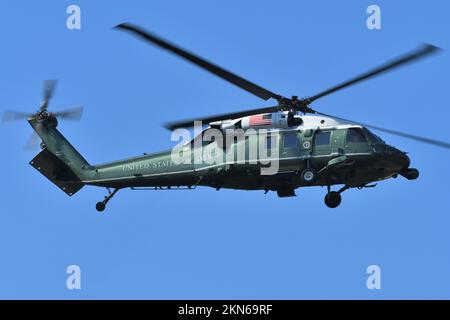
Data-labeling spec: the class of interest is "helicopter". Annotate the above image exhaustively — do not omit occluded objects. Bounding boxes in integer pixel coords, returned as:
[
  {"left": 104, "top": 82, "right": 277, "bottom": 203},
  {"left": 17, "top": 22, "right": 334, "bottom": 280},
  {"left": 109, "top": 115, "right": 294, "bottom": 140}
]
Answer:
[{"left": 3, "top": 23, "right": 449, "bottom": 211}]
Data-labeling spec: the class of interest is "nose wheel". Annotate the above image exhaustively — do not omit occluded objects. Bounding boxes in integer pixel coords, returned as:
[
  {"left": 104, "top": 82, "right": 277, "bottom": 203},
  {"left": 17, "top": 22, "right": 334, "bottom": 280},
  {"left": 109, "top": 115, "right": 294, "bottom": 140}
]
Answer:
[
  {"left": 324, "top": 185, "right": 348, "bottom": 208},
  {"left": 96, "top": 188, "right": 120, "bottom": 212},
  {"left": 324, "top": 191, "right": 341, "bottom": 208}
]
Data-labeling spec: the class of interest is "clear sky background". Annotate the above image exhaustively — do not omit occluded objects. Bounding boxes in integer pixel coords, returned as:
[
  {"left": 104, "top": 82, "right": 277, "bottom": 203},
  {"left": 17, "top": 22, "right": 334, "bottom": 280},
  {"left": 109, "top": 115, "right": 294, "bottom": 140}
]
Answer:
[{"left": 0, "top": 0, "right": 449, "bottom": 299}]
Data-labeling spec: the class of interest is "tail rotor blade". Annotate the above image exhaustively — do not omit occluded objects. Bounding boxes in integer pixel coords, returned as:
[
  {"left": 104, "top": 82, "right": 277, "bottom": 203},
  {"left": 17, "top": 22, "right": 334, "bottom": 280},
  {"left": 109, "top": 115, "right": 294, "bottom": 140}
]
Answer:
[
  {"left": 24, "top": 132, "right": 41, "bottom": 150},
  {"left": 53, "top": 106, "right": 84, "bottom": 120},
  {"left": 2, "top": 110, "right": 33, "bottom": 122},
  {"left": 4, "top": 81, "right": 83, "bottom": 150},
  {"left": 43, "top": 80, "right": 57, "bottom": 101},
  {"left": 41, "top": 80, "right": 58, "bottom": 111}
]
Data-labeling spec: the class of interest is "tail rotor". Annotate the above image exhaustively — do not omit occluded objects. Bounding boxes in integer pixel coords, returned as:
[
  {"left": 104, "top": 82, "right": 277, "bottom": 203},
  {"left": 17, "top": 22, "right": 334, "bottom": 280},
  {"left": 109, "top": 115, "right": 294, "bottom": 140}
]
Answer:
[{"left": 2, "top": 80, "right": 83, "bottom": 149}]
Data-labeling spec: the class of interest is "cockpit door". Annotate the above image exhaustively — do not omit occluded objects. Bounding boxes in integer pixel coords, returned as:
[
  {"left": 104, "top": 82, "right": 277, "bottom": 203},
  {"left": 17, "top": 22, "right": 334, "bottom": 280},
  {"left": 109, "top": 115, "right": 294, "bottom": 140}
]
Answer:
[{"left": 344, "top": 127, "right": 371, "bottom": 154}]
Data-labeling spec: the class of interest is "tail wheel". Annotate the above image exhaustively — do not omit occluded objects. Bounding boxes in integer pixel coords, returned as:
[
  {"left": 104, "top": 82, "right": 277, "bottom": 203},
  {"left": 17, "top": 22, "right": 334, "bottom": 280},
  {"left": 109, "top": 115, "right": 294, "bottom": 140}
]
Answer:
[
  {"left": 324, "top": 191, "right": 341, "bottom": 208},
  {"left": 300, "top": 168, "right": 317, "bottom": 184},
  {"left": 96, "top": 202, "right": 106, "bottom": 212}
]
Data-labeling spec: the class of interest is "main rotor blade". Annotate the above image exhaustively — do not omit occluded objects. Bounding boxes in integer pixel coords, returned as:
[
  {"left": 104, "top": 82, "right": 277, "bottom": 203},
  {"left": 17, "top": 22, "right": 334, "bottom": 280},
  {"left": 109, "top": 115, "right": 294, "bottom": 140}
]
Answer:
[
  {"left": 41, "top": 79, "right": 58, "bottom": 111},
  {"left": 53, "top": 106, "right": 84, "bottom": 120},
  {"left": 316, "top": 112, "right": 450, "bottom": 149},
  {"left": 115, "top": 23, "right": 281, "bottom": 101},
  {"left": 2, "top": 110, "right": 33, "bottom": 122},
  {"left": 308, "top": 44, "right": 441, "bottom": 103},
  {"left": 164, "top": 105, "right": 280, "bottom": 130}
]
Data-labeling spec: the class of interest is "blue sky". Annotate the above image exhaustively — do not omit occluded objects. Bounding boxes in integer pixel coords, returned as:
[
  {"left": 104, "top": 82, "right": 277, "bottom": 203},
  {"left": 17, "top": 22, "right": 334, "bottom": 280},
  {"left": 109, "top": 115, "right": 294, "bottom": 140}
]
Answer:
[{"left": 0, "top": 0, "right": 449, "bottom": 299}]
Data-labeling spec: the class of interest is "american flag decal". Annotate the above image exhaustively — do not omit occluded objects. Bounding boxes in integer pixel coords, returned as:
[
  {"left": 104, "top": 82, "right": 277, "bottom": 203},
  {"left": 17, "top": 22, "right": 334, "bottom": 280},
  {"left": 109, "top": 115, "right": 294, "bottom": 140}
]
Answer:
[{"left": 249, "top": 114, "right": 272, "bottom": 126}]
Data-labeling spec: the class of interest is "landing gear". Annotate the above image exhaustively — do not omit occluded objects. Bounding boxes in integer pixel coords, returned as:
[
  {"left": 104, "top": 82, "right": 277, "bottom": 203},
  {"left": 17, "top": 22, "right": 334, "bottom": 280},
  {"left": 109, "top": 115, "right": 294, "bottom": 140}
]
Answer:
[
  {"left": 96, "top": 188, "right": 120, "bottom": 212},
  {"left": 324, "top": 185, "right": 348, "bottom": 208},
  {"left": 324, "top": 191, "right": 341, "bottom": 208},
  {"left": 96, "top": 202, "right": 106, "bottom": 212}
]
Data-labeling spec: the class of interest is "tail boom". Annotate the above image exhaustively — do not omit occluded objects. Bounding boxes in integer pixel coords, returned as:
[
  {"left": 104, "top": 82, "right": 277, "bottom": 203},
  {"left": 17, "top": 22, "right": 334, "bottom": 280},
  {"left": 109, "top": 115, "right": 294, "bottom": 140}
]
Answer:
[{"left": 28, "top": 117, "right": 92, "bottom": 196}]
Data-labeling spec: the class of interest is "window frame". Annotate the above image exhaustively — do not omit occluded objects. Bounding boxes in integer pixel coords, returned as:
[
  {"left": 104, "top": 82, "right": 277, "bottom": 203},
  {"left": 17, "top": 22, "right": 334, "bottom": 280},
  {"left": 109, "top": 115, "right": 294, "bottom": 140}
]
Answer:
[
  {"left": 345, "top": 127, "right": 368, "bottom": 144},
  {"left": 314, "top": 130, "right": 331, "bottom": 146},
  {"left": 282, "top": 132, "right": 298, "bottom": 149},
  {"left": 264, "top": 133, "right": 278, "bottom": 151}
]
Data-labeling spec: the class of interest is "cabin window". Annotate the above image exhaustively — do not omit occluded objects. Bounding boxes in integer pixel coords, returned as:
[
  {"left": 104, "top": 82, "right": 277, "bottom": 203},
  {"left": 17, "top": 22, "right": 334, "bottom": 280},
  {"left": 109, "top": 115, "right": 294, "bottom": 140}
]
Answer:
[
  {"left": 314, "top": 131, "right": 331, "bottom": 146},
  {"left": 283, "top": 132, "right": 298, "bottom": 149},
  {"left": 346, "top": 128, "right": 367, "bottom": 143}
]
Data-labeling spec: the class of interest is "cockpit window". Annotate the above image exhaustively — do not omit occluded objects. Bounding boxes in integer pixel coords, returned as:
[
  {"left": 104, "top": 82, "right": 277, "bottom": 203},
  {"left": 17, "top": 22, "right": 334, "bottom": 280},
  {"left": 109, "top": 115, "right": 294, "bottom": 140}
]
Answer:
[
  {"left": 363, "top": 128, "right": 384, "bottom": 144},
  {"left": 346, "top": 128, "right": 367, "bottom": 143}
]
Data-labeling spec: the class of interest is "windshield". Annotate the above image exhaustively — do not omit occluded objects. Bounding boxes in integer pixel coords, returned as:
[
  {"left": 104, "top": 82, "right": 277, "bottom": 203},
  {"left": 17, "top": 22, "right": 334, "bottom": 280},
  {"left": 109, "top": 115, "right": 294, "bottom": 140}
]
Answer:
[
  {"left": 363, "top": 128, "right": 384, "bottom": 144},
  {"left": 346, "top": 128, "right": 367, "bottom": 143}
]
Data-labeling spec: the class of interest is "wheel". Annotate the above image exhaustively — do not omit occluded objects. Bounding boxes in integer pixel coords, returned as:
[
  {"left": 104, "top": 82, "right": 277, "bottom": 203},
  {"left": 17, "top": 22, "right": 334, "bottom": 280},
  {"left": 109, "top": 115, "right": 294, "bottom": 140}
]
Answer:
[
  {"left": 324, "top": 191, "right": 341, "bottom": 208},
  {"left": 96, "top": 202, "right": 106, "bottom": 212},
  {"left": 300, "top": 168, "right": 317, "bottom": 184}
]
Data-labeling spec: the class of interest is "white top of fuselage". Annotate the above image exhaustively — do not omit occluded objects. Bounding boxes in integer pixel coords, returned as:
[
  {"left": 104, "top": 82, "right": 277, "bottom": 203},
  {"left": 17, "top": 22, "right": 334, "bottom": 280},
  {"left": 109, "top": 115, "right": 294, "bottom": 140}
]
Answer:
[
  {"left": 209, "top": 112, "right": 362, "bottom": 133},
  {"left": 298, "top": 114, "right": 358, "bottom": 130}
]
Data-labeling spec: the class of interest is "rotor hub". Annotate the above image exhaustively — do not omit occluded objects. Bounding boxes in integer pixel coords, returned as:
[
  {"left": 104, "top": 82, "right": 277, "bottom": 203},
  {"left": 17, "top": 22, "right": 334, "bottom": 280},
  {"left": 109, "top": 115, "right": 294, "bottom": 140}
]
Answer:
[{"left": 36, "top": 110, "right": 50, "bottom": 121}]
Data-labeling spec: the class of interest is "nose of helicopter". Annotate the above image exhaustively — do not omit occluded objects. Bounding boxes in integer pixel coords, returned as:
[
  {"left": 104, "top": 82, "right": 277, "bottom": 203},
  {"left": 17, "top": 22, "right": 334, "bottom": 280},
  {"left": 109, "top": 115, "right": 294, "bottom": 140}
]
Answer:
[{"left": 385, "top": 145, "right": 410, "bottom": 170}]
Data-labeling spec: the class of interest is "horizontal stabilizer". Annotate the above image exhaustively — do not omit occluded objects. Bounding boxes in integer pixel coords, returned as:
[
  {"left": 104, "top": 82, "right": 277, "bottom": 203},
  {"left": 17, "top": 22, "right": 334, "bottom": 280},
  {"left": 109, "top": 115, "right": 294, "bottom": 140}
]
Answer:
[{"left": 29, "top": 148, "right": 84, "bottom": 196}]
